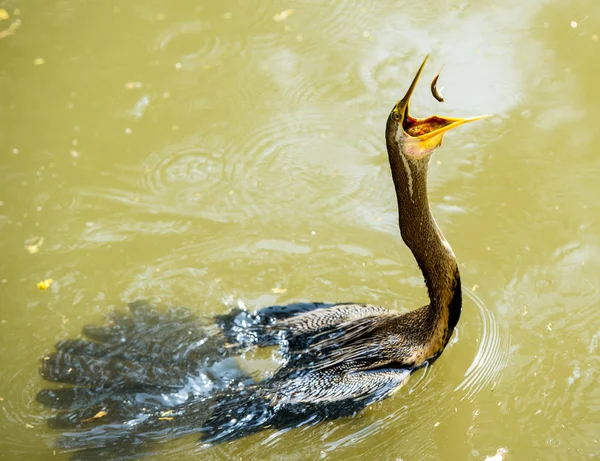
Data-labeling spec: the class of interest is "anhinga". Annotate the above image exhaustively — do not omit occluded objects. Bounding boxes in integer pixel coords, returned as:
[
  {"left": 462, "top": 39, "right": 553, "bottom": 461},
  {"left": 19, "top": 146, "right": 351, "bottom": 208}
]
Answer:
[{"left": 37, "top": 55, "right": 486, "bottom": 455}]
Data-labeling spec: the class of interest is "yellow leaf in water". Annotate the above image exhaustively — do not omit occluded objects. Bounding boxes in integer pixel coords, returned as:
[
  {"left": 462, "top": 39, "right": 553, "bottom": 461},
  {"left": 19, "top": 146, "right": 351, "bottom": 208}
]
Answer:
[
  {"left": 0, "top": 9, "right": 9, "bottom": 20},
  {"left": 83, "top": 410, "right": 107, "bottom": 423},
  {"left": 273, "top": 9, "right": 294, "bottom": 22},
  {"left": 158, "top": 417, "right": 174, "bottom": 421},
  {"left": 37, "top": 279, "right": 53, "bottom": 290}
]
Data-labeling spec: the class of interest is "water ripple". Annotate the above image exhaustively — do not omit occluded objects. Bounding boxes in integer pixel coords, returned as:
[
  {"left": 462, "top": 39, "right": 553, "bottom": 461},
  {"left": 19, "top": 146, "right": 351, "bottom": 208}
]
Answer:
[
  {"left": 456, "top": 286, "right": 510, "bottom": 400},
  {"left": 153, "top": 20, "right": 240, "bottom": 69},
  {"left": 143, "top": 145, "right": 225, "bottom": 195}
]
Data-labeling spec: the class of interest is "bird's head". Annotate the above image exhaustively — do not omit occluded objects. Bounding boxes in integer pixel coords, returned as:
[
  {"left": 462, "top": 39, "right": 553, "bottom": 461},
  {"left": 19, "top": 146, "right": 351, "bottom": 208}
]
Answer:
[{"left": 386, "top": 55, "right": 488, "bottom": 160}]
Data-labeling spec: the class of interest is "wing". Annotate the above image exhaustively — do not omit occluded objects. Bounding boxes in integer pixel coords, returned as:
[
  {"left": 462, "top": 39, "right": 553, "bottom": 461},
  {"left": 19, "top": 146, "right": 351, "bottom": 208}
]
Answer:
[
  {"left": 279, "top": 366, "right": 412, "bottom": 405},
  {"left": 279, "top": 303, "right": 392, "bottom": 334},
  {"left": 215, "top": 302, "right": 392, "bottom": 349},
  {"left": 199, "top": 365, "right": 412, "bottom": 444}
]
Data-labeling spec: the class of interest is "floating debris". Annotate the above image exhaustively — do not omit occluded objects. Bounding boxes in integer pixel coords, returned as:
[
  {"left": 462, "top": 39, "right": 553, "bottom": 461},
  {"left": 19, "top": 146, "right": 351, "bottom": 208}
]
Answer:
[
  {"left": 25, "top": 236, "right": 44, "bottom": 254},
  {"left": 83, "top": 410, "right": 107, "bottom": 423},
  {"left": 124, "top": 81, "right": 142, "bottom": 89},
  {"left": 37, "top": 279, "right": 53, "bottom": 290},
  {"left": 33, "top": 57, "right": 45, "bottom": 66},
  {"left": 273, "top": 9, "right": 294, "bottom": 22},
  {"left": 0, "top": 9, "right": 9, "bottom": 20},
  {"left": 570, "top": 20, "right": 578, "bottom": 28},
  {"left": 485, "top": 447, "right": 508, "bottom": 461},
  {"left": 0, "top": 18, "right": 20, "bottom": 39},
  {"left": 130, "top": 95, "right": 150, "bottom": 119},
  {"left": 271, "top": 287, "right": 288, "bottom": 294},
  {"left": 472, "top": 284, "right": 479, "bottom": 292}
]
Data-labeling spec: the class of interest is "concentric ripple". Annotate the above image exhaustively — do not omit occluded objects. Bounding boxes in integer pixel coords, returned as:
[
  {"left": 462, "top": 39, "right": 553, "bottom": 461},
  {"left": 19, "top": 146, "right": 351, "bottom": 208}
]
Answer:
[
  {"left": 455, "top": 286, "right": 511, "bottom": 400},
  {"left": 292, "top": 0, "right": 383, "bottom": 47},
  {"left": 143, "top": 144, "right": 225, "bottom": 193},
  {"left": 153, "top": 20, "right": 241, "bottom": 69}
]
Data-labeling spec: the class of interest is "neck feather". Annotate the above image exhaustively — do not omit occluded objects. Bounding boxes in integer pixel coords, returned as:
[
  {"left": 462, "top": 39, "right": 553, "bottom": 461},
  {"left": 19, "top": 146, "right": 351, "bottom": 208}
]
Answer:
[{"left": 386, "top": 140, "right": 462, "bottom": 344}]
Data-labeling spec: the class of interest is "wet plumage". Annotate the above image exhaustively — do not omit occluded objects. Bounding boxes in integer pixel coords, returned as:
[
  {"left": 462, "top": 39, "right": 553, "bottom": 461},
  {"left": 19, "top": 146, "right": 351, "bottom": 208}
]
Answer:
[{"left": 36, "top": 56, "right": 486, "bottom": 459}]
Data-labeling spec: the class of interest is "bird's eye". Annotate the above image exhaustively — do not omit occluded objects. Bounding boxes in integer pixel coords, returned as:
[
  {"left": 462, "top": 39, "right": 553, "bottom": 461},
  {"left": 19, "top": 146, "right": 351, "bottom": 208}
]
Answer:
[{"left": 392, "top": 111, "right": 401, "bottom": 122}]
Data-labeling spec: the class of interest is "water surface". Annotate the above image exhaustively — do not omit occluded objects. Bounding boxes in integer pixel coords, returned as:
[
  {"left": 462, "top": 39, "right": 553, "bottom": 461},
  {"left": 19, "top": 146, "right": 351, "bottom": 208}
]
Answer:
[{"left": 0, "top": 0, "right": 599, "bottom": 459}]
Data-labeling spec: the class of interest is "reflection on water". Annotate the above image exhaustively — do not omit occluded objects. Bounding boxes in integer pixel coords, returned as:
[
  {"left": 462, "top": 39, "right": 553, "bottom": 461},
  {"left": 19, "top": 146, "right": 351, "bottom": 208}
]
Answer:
[{"left": 1, "top": 0, "right": 600, "bottom": 459}]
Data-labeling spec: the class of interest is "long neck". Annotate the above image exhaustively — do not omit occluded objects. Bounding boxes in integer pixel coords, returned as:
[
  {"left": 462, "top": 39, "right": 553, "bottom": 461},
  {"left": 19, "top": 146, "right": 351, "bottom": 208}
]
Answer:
[{"left": 387, "top": 142, "right": 462, "bottom": 344}]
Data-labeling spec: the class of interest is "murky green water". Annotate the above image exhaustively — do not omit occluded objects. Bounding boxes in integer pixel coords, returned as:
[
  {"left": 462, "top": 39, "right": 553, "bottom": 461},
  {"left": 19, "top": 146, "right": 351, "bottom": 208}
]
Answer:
[{"left": 1, "top": 0, "right": 599, "bottom": 459}]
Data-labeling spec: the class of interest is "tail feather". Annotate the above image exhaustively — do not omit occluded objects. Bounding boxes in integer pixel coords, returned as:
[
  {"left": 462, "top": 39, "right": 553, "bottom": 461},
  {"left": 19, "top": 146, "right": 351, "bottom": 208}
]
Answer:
[
  {"left": 38, "top": 304, "right": 238, "bottom": 391},
  {"left": 37, "top": 387, "right": 114, "bottom": 410},
  {"left": 37, "top": 303, "right": 254, "bottom": 458},
  {"left": 53, "top": 395, "right": 213, "bottom": 451}
]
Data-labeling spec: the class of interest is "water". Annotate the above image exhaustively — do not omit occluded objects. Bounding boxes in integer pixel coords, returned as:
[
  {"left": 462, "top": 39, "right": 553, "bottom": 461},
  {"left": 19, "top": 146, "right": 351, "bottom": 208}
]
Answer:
[{"left": 1, "top": 0, "right": 599, "bottom": 459}]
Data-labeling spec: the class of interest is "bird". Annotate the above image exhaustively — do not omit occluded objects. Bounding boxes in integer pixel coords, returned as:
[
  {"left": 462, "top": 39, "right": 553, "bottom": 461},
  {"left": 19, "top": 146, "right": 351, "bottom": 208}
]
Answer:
[{"left": 36, "top": 55, "right": 486, "bottom": 456}]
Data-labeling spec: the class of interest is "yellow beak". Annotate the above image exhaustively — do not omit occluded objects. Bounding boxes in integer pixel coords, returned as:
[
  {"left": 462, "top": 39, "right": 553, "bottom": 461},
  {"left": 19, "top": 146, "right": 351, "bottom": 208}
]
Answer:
[{"left": 395, "top": 55, "right": 489, "bottom": 156}]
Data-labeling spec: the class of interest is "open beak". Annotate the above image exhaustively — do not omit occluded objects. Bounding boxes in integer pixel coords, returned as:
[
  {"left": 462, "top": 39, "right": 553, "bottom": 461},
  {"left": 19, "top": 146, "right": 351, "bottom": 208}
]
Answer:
[{"left": 395, "top": 55, "right": 489, "bottom": 157}]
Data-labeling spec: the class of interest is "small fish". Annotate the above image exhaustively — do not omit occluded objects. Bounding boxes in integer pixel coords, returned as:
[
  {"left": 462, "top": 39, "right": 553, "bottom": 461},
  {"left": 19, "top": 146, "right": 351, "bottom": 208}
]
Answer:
[{"left": 431, "top": 66, "right": 445, "bottom": 102}]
